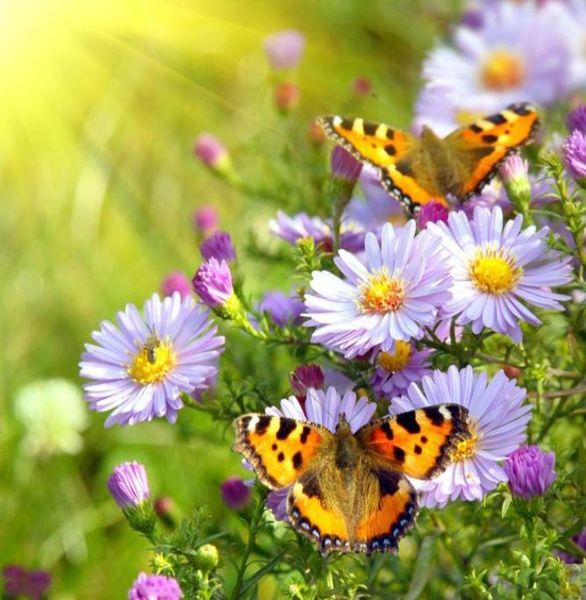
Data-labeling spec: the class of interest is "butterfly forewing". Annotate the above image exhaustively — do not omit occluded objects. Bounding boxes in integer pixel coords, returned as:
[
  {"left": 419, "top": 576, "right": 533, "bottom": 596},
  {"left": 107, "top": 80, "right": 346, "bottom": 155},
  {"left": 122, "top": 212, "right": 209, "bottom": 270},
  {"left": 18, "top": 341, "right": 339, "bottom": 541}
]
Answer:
[
  {"left": 358, "top": 404, "right": 471, "bottom": 479},
  {"left": 444, "top": 102, "right": 540, "bottom": 199},
  {"left": 233, "top": 414, "right": 330, "bottom": 489}
]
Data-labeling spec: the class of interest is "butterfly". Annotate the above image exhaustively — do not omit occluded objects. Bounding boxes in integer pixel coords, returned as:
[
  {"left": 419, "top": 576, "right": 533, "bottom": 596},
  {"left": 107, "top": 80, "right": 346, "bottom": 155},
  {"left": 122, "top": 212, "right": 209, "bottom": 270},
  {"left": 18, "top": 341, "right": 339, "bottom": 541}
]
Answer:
[
  {"left": 233, "top": 404, "right": 471, "bottom": 554},
  {"left": 318, "top": 102, "right": 539, "bottom": 214}
]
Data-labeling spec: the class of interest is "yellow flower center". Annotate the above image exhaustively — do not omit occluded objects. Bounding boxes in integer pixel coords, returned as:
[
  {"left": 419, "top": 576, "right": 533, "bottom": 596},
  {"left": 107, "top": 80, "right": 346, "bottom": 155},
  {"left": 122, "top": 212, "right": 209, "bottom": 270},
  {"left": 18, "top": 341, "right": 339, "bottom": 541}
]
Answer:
[
  {"left": 469, "top": 248, "right": 522, "bottom": 294},
  {"left": 452, "top": 425, "right": 478, "bottom": 462},
  {"left": 359, "top": 270, "right": 406, "bottom": 314},
  {"left": 128, "top": 339, "right": 176, "bottom": 384},
  {"left": 481, "top": 49, "right": 526, "bottom": 91},
  {"left": 378, "top": 342, "right": 412, "bottom": 373}
]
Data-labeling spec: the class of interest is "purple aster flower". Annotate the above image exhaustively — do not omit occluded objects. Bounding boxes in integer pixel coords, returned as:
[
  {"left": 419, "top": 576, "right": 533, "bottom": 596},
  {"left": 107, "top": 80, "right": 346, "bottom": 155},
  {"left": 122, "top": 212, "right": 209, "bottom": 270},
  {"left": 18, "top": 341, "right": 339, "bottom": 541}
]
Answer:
[
  {"left": 263, "top": 30, "right": 305, "bottom": 70},
  {"left": 200, "top": 231, "right": 236, "bottom": 262},
  {"left": 290, "top": 364, "right": 325, "bottom": 400},
  {"left": 2, "top": 565, "right": 51, "bottom": 600},
  {"left": 264, "top": 386, "right": 377, "bottom": 520},
  {"left": 304, "top": 221, "right": 452, "bottom": 358},
  {"left": 269, "top": 210, "right": 365, "bottom": 253},
  {"left": 562, "top": 129, "right": 586, "bottom": 183},
  {"left": 80, "top": 293, "right": 224, "bottom": 427},
  {"left": 561, "top": 0, "right": 586, "bottom": 90},
  {"left": 331, "top": 146, "right": 362, "bottom": 184},
  {"left": 161, "top": 272, "right": 191, "bottom": 299},
  {"left": 128, "top": 572, "right": 182, "bottom": 600},
  {"left": 258, "top": 291, "right": 304, "bottom": 327},
  {"left": 371, "top": 342, "right": 433, "bottom": 400},
  {"left": 221, "top": 476, "right": 251, "bottom": 510},
  {"left": 504, "top": 445, "right": 556, "bottom": 500},
  {"left": 566, "top": 103, "right": 586, "bottom": 133},
  {"left": 192, "top": 258, "right": 234, "bottom": 308},
  {"left": 390, "top": 365, "right": 531, "bottom": 507},
  {"left": 416, "top": 200, "right": 449, "bottom": 230},
  {"left": 192, "top": 205, "right": 219, "bottom": 235},
  {"left": 414, "top": 1, "right": 571, "bottom": 135},
  {"left": 194, "top": 133, "right": 230, "bottom": 171},
  {"left": 108, "top": 461, "right": 150, "bottom": 508},
  {"left": 429, "top": 206, "right": 573, "bottom": 342}
]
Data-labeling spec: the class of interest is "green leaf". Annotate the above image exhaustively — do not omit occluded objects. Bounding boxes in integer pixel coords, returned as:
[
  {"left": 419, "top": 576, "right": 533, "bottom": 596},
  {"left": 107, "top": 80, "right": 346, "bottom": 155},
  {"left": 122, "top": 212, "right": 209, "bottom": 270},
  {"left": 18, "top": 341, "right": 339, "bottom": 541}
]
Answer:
[
  {"left": 240, "top": 551, "right": 287, "bottom": 595},
  {"left": 405, "top": 535, "right": 436, "bottom": 600},
  {"left": 501, "top": 493, "right": 512, "bottom": 518}
]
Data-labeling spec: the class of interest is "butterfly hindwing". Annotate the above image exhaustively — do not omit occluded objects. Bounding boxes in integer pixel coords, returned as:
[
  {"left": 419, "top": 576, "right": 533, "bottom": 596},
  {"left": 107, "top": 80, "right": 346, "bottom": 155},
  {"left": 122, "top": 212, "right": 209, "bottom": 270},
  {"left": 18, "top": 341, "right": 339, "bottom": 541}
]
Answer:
[
  {"left": 445, "top": 101, "right": 540, "bottom": 199},
  {"left": 233, "top": 414, "right": 329, "bottom": 489},
  {"left": 288, "top": 468, "right": 351, "bottom": 553},
  {"left": 317, "top": 116, "right": 437, "bottom": 212},
  {"left": 353, "top": 468, "right": 418, "bottom": 554},
  {"left": 358, "top": 405, "right": 471, "bottom": 479}
]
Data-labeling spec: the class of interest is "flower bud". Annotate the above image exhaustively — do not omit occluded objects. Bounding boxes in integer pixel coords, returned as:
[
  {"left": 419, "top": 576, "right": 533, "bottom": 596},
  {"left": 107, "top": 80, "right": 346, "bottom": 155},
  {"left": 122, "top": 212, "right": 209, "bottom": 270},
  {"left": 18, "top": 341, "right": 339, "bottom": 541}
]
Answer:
[
  {"left": 200, "top": 231, "right": 236, "bottom": 262},
  {"left": 500, "top": 155, "right": 531, "bottom": 209},
  {"left": 504, "top": 445, "right": 556, "bottom": 500},
  {"left": 566, "top": 102, "right": 586, "bottom": 133},
  {"left": 193, "top": 205, "right": 219, "bottom": 236},
  {"left": 193, "top": 544, "right": 220, "bottom": 571},
  {"left": 352, "top": 77, "right": 372, "bottom": 97},
  {"left": 562, "top": 129, "right": 586, "bottom": 188},
  {"left": 290, "top": 364, "right": 324, "bottom": 400},
  {"left": 128, "top": 573, "right": 182, "bottom": 600},
  {"left": 502, "top": 364, "right": 522, "bottom": 379},
  {"left": 307, "top": 119, "right": 326, "bottom": 145},
  {"left": 274, "top": 81, "right": 300, "bottom": 112},
  {"left": 221, "top": 476, "right": 251, "bottom": 510},
  {"left": 416, "top": 200, "right": 449, "bottom": 229},
  {"left": 194, "top": 134, "right": 232, "bottom": 176},
  {"left": 192, "top": 258, "right": 235, "bottom": 309},
  {"left": 264, "top": 30, "right": 305, "bottom": 70},
  {"left": 161, "top": 272, "right": 191, "bottom": 299}
]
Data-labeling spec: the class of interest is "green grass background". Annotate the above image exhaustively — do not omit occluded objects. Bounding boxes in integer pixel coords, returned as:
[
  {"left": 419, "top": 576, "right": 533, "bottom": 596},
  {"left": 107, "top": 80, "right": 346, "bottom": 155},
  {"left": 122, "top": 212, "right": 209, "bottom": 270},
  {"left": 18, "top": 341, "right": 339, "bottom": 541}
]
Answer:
[{"left": 0, "top": 1, "right": 463, "bottom": 596}]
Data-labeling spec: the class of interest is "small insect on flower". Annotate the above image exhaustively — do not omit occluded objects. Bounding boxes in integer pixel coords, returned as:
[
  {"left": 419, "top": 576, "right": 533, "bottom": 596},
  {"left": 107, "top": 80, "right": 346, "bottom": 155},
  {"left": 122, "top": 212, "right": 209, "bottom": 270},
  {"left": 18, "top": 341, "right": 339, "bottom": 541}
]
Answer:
[
  {"left": 143, "top": 326, "right": 161, "bottom": 365},
  {"left": 233, "top": 386, "right": 471, "bottom": 554}
]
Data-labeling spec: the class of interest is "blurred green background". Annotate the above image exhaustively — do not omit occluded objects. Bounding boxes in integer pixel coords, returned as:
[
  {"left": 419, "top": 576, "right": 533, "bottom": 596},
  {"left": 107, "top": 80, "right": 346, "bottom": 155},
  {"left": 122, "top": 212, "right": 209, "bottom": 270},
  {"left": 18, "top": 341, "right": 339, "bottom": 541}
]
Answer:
[{"left": 0, "top": 0, "right": 462, "bottom": 596}]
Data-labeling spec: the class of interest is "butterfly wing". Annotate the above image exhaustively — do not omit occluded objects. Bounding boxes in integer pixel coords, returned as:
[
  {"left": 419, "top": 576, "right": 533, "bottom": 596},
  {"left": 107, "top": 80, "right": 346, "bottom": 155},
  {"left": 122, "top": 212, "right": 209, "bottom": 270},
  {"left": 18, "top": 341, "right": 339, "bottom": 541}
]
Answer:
[
  {"left": 357, "top": 405, "right": 471, "bottom": 479},
  {"left": 352, "top": 467, "right": 418, "bottom": 554},
  {"left": 287, "top": 463, "right": 418, "bottom": 555},
  {"left": 318, "top": 116, "right": 442, "bottom": 213},
  {"left": 287, "top": 467, "right": 351, "bottom": 553},
  {"left": 233, "top": 414, "right": 331, "bottom": 489},
  {"left": 444, "top": 102, "right": 540, "bottom": 200}
]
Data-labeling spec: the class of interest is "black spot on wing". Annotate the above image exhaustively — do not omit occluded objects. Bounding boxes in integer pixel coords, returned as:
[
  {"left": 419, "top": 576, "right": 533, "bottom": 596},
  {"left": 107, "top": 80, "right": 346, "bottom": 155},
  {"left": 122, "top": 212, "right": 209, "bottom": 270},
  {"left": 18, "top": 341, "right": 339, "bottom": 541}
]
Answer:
[
  {"left": 508, "top": 102, "right": 532, "bottom": 116},
  {"left": 380, "top": 421, "right": 394, "bottom": 440},
  {"left": 414, "top": 444, "right": 422, "bottom": 455},
  {"left": 363, "top": 122, "right": 377, "bottom": 135},
  {"left": 277, "top": 452, "right": 285, "bottom": 462},
  {"left": 276, "top": 419, "right": 297, "bottom": 440},
  {"left": 374, "top": 468, "right": 400, "bottom": 496},
  {"left": 395, "top": 159, "right": 415, "bottom": 177},
  {"left": 393, "top": 446, "right": 406, "bottom": 463},
  {"left": 255, "top": 415, "right": 271, "bottom": 435},
  {"left": 486, "top": 113, "right": 507, "bottom": 125},
  {"left": 482, "top": 134, "right": 498, "bottom": 144},
  {"left": 420, "top": 435, "right": 428, "bottom": 444},
  {"left": 469, "top": 123, "right": 484, "bottom": 133},
  {"left": 292, "top": 451, "right": 303, "bottom": 470},
  {"left": 423, "top": 406, "right": 444, "bottom": 426},
  {"left": 386, "top": 129, "right": 395, "bottom": 140},
  {"left": 300, "top": 426, "right": 311, "bottom": 444},
  {"left": 385, "top": 144, "right": 396, "bottom": 156},
  {"left": 396, "top": 412, "right": 421, "bottom": 434},
  {"left": 340, "top": 118, "right": 354, "bottom": 131},
  {"left": 301, "top": 476, "right": 321, "bottom": 498}
]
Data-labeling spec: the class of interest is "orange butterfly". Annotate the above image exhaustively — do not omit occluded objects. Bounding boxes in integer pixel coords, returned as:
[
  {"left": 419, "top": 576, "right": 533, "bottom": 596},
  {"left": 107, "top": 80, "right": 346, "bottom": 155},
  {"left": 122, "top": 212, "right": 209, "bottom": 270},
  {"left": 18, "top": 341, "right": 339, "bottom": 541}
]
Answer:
[
  {"left": 318, "top": 102, "right": 539, "bottom": 214},
  {"left": 233, "top": 405, "right": 470, "bottom": 554}
]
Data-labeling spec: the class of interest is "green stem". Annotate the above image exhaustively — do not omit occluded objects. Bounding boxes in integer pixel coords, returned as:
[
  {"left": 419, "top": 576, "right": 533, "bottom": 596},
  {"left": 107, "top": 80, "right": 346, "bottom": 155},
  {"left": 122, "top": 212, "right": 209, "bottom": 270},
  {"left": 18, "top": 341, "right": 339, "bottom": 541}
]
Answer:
[{"left": 230, "top": 496, "right": 265, "bottom": 600}]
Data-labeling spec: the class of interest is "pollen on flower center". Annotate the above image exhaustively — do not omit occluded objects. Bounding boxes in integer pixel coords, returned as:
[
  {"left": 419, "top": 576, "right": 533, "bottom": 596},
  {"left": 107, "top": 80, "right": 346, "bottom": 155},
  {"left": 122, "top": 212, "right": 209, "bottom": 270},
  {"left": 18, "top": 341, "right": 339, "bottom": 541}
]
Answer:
[
  {"left": 469, "top": 248, "right": 522, "bottom": 294},
  {"left": 378, "top": 341, "right": 411, "bottom": 372},
  {"left": 452, "top": 426, "right": 478, "bottom": 462},
  {"left": 128, "top": 341, "right": 176, "bottom": 384},
  {"left": 481, "top": 49, "right": 526, "bottom": 91},
  {"left": 359, "top": 271, "right": 406, "bottom": 314}
]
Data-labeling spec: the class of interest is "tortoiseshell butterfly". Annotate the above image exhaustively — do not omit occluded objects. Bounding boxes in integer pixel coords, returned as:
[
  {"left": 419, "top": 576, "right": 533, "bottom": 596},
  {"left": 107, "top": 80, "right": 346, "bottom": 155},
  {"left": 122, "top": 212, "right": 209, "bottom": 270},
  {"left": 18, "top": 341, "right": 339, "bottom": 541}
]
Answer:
[
  {"left": 318, "top": 102, "right": 539, "bottom": 214},
  {"left": 233, "top": 405, "right": 470, "bottom": 554}
]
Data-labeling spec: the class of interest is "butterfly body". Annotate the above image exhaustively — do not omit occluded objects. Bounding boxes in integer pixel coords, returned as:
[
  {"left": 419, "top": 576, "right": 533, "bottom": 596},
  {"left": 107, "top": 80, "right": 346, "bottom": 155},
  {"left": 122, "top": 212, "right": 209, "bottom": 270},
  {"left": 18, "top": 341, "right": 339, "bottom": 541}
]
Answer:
[
  {"left": 318, "top": 102, "right": 539, "bottom": 214},
  {"left": 233, "top": 405, "right": 471, "bottom": 554}
]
